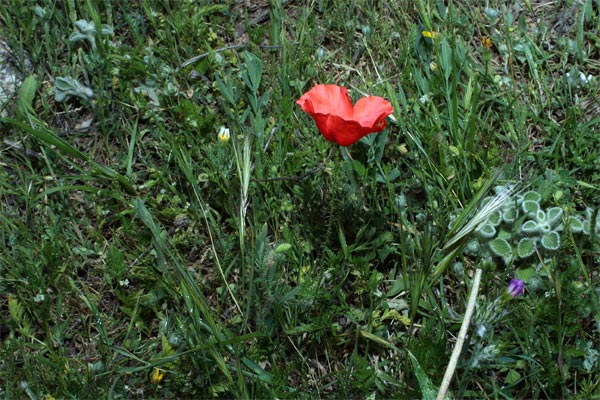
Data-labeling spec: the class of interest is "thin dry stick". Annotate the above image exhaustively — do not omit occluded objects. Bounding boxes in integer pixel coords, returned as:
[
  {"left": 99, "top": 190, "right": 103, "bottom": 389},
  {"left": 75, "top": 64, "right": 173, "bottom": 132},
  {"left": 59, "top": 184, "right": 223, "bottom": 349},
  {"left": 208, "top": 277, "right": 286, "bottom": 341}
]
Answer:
[{"left": 436, "top": 268, "right": 483, "bottom": 400}]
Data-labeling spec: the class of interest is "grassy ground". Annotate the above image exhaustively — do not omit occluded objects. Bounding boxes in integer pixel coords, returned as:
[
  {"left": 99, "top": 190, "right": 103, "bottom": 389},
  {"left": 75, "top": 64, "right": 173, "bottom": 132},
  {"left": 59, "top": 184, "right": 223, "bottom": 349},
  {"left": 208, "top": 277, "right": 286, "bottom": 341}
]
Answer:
[{"left": 0, "top": 0, "right": 599, "bottom": 398}]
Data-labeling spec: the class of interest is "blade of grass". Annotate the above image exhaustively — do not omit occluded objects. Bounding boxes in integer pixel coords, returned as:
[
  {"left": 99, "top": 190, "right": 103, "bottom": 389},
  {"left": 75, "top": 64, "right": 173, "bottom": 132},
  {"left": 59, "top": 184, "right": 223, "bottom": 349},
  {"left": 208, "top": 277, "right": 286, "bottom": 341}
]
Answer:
[
  {"left": 1, "top": 116, "right": 135, "bottom": 194},
  {"left": 132, "top": 198, "right": 248, "bottom": 394},
  {"left": 407, "top": 350, "right": 438, "bottom": 400},
  {"left": 125, "top": 114, "right": 139, "bottom": 178},
  {"left": 156, "top": 128, "right": 243, "bottom": 316}
]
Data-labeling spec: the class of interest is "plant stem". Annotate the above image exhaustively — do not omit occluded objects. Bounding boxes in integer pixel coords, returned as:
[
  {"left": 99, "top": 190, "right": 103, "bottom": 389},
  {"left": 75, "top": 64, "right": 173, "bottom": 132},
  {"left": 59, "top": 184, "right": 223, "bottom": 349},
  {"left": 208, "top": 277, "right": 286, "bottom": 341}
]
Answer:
[{"left": 437, "top": 268, "right": 482, "bottom": 400}]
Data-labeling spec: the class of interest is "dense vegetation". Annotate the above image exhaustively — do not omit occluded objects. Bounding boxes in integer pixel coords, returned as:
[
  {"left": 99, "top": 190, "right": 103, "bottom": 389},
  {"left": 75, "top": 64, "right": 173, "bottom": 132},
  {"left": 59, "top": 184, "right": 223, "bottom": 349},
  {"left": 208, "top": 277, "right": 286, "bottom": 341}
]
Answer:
[{"left": 0, "top": 1, "right": 598, "bottom": 398}]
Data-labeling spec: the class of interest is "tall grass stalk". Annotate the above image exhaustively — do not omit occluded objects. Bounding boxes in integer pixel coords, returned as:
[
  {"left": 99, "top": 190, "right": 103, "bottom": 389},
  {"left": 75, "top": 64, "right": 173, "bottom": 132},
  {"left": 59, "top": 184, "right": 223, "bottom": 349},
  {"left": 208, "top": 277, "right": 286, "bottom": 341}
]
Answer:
[
  {"left": 437, "top": 268, "right": 482, "bottom": 400},
  {"left": 233, "top": 133, "right": 253, "bottom": 260}
]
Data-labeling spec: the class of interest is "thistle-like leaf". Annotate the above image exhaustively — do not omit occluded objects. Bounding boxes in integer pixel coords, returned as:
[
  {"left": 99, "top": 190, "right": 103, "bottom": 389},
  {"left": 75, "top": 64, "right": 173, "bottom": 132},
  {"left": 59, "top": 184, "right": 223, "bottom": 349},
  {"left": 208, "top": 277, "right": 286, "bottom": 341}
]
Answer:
[
  {"left": 502, "top": 205, "right": 517, "bottom": 223},
  {"left": 477, "top": 223, "right": 497, "bottom": 239},
  {"left": 522, "top": 200, "right": 540, "bottom": 217},
  {"left": 517, "top": 237, "right": 536, "bottom": 258},
  {"left": 546, "top": 207, "right": 563, "bottom": 226},
  {"left": 465, "top": 239, "right": 480, "bottom": 255},
  {"left": 69, "top": 19, "right": 114, "bottom": 48},
  {"left": 54, "top": 76, "right": 94, "bottom": 102},
  {"left": 540, "top": 231, "right": 560, "bottom": 251},
  {"left": 489, "top": 238, "right": 513, "bottom": 260},
  {"left": 568, "top": 216, "right": 584, "bottom": 233},
  {"left": 521, "top": 220, "right": 539, "bottom": 235},
  {"left": 523, "top": 191, "right": 542, "bottom": 203},
  {"left": 583, "top": 220, "right": 591, "bottom": 235},
  {"left": 536, "top": 209, "right": 547, "bottom": 223},
  {"left": 487, "top": 210, "right": 502, "bottom": 226},
  {"left": 442, "top": 179, "right": 517, "bottom": 251}
]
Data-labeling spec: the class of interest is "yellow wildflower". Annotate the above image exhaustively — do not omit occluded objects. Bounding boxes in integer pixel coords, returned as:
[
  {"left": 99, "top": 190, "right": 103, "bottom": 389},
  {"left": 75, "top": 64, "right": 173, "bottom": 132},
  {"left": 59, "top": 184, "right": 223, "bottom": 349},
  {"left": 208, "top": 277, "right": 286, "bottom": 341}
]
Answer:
[
  {"left": 150, "top": 368, "right": 164, "bottom": 384},
  {"left": 482, "top": 36, "right": 492, "bottom": 49},
  {"left": 421, "top": 30, "right": 439, "bottom": 39},
  {"left": 299, "top": 265, "right": 310, "bottom": 284}
]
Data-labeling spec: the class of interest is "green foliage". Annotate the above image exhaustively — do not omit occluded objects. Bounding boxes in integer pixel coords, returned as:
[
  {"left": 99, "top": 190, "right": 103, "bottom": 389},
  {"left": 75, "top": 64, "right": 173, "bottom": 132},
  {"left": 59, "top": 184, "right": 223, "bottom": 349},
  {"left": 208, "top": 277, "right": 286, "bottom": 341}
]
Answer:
[
  {"left": 69, "top": 19, "right": 114, "bottom": 49},
  {"left": 517, "top": 237, "right": 535, "bottom": 259},
  {"left": 489, "top": 237, "right": 513, "bottom": 262},
  {"left": 408, "top": 350, "right": 438, "bottom": 399},
  {"left": 468, "top": 186, "right": 598, "bottom": 265},
  {"left": 0, "top": 0, "right": 599, "bottom": 399},
  {"left": 53, "top": 76, "right": 95, "bottom": 102}
]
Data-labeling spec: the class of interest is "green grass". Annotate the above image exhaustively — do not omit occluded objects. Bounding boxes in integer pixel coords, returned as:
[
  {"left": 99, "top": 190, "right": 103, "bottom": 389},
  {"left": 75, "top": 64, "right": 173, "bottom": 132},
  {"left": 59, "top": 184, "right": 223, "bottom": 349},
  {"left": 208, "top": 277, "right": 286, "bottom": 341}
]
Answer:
[{"left": 1, "top": 0, "right": 599, "bottom": 398}]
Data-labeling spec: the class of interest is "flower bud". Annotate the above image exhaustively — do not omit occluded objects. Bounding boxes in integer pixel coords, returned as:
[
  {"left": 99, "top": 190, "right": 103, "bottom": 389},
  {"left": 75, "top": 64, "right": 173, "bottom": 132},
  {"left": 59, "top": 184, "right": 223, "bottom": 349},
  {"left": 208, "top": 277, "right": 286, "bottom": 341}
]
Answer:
[{"left": 218, "top": 126, "right": 230, "bottom": 142}]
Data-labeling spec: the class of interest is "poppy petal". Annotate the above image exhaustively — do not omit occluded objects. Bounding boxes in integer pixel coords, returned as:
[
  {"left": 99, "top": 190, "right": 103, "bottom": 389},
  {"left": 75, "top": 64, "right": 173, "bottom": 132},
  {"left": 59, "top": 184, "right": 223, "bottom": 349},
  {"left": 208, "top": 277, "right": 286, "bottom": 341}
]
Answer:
[
  {"left": 353, "top": 96, "right": 394, "bottom": 129},
  {"left": 306, "top": 114, "right": 363, "bottom": 146},
  {"left": 326, "top": 118, "right": 376, "bottom": 146},
  {"left": 296, "top": 84, "right": 354, "bottom": 119},
  {"left": 297, "top": 84, "right": 394, "bottom": 146}
]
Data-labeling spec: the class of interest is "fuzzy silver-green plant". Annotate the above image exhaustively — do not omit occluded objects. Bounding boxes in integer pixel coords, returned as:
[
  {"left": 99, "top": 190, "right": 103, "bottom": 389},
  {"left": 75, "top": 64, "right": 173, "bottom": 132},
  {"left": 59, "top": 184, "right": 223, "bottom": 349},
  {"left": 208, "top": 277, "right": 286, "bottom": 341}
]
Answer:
[
  {"left": 54, "top": 76, "right": 94, "bottom": 102},
  {"left": 568, "top": 208, "right": 600, "bottom": 236},
  {"left": 522, "top": 190, "right": 542, "bottom": 203},
  {"left": 69, "top": 19, "right": 114, "bottom": 49},
  {"left": 501, "top": 204, "right": 517, "bottom": 223},
  {"left": 517, "top": 237, "right": 536, "bottom": 258},
  {"left": 522, "top": 199, "right": 540, "bottom": 217},
  {"left": 541, "top": 231, "right": 561, "bottom": 251},
  {"left": 456, "top": 185, "right": 594, "bottom": 266},
  {"left": 467, "top": 187, "right": 568, "bottom": 264},
  {"left": 568, "top": 215, "right": 585, "bottom": 233},
  {"left": 488, "top": 238, "right": 513, "bottom": 264},
  {"left": 476, "top": 222, "right": 497, "bottom": 239}
]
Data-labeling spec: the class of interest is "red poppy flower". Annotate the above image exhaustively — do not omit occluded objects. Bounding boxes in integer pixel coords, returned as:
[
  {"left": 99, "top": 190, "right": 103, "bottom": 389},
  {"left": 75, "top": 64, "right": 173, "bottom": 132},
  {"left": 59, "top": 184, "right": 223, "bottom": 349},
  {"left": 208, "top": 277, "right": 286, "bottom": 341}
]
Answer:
[{"left": 296, "top": 84, "right": 394, "bottom": 146}]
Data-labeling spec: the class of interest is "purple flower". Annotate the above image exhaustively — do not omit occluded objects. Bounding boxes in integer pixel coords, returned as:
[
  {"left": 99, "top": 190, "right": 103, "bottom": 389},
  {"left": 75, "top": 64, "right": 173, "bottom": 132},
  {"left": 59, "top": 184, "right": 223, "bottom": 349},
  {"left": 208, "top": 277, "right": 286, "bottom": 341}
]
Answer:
[{"left": 506, "top": 278, "right": 525, "bottom": 298}]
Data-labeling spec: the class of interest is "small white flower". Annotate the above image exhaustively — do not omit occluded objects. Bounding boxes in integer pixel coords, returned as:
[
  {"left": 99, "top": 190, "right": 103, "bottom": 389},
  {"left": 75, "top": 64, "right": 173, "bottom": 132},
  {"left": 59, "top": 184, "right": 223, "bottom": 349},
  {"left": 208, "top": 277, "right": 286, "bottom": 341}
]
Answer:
[
  {"left": 419, "top": 93, "right": 431, "bottom": 104},
  {"left": 33, "top": 293, "right": 45, "bottom": 303},
  {"left": 218, "top": 126, "right": 230, "bottom": 142},
  {"left": 119, "top": 279, "right": 130, "bottom": 287},
  {"left": 579, "top": 71, "right": 593, "bottom": 85}
]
